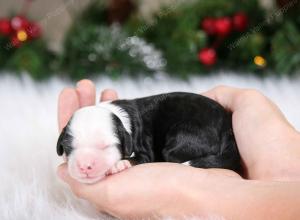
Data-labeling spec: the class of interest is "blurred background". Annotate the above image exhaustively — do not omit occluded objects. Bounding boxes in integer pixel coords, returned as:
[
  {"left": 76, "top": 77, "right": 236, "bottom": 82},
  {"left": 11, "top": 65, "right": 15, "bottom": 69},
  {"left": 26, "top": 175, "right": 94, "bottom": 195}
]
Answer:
[
  {"left": 0, "top": 0, "right": 299, "bottom": 79},
  {"left": 0, "top": 1, "right": 300, "bottom": 219}
]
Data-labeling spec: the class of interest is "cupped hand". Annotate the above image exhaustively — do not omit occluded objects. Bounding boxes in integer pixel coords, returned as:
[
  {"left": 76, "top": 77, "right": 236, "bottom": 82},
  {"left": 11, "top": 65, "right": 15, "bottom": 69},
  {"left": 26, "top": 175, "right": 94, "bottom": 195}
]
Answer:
[
  {"left": 203, "top": 86, "right": 300, "bottom": 180},
  {"left": 57, "top": 80, "right": 242, "bottom": 219},
  {"left": 57, "top": 80, "right": 300, "bottom": 219},
  {"left": 58, "top": 161, "right": 245, "bottom": 219}
]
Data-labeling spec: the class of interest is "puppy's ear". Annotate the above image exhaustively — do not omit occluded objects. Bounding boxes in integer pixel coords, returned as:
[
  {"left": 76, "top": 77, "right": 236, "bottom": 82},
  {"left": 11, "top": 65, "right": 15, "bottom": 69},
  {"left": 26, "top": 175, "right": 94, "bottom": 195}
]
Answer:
[
  {"left": 121, "top": 129, "right": 133, "bottom": 157},
  {"left": 57, "top": 127, "right": 67, "bottom": 156},
  {"left": 113, "top": 115, "right": 133, "bottom": 157}
]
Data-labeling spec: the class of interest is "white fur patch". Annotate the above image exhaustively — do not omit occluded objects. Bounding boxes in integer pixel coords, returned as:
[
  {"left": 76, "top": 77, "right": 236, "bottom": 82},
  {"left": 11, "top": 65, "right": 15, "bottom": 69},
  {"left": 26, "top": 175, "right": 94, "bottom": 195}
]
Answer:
[
  {"left": 129, "top": 152, "right": 136, "bottom": 158},
  {"left": 182, "top": 161, "right": 191, "bottom": 166},
  {"left": 70, "top": 106, "right": 119, "bottom": 149},
  {"left": 98, "top": 101, "right": 132, "bottom": 134}
]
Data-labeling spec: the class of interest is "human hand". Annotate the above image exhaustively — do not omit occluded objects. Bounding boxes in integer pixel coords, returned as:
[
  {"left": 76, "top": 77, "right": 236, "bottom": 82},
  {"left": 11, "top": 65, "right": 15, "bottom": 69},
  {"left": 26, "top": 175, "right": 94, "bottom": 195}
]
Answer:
[
  {"left": 57, "top": 80, "right": 242, "bottom": 219},
  {"left": 58, "top": 161, "right": 243, "bottom": 219},
  {"left": 203, "top": 86, "right": 300, "bottom": 180},
  {"left": 57, "top": 81, "right": 300, "bottom": 219}
]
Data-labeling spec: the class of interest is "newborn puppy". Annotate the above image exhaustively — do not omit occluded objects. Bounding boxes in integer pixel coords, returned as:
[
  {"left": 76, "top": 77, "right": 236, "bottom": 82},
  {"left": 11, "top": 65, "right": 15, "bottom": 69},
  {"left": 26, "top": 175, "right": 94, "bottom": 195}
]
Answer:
[{"left": 57, "top": 92, "right": 241, "bottom": 184}]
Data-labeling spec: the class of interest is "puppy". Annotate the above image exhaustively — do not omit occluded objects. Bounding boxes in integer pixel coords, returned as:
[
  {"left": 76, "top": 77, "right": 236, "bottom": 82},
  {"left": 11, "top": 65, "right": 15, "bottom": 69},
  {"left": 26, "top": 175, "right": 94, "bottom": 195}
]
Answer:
[{"left": 57, "top": 92, "right": 241, "bottom": 184}]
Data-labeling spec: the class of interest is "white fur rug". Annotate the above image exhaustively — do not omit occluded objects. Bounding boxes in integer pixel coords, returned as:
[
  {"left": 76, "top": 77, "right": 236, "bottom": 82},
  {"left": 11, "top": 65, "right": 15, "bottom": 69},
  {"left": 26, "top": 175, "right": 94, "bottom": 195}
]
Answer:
[{"left": 0, "top": 72, "right": 300, "bottom": 220}]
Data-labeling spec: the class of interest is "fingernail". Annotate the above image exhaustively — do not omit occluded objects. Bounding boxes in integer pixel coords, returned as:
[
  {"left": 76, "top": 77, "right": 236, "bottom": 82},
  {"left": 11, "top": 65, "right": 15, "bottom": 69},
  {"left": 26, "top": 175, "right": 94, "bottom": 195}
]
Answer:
[{"left": 76, "top": 79, "right": 86, "bottom": 87}]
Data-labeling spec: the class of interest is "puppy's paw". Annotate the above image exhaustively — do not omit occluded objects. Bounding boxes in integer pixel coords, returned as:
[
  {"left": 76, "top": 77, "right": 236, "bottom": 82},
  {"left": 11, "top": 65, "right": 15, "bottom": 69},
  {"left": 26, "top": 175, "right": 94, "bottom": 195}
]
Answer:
[{"left": 106, "top": 160, "right": 132, "bottom": 175}]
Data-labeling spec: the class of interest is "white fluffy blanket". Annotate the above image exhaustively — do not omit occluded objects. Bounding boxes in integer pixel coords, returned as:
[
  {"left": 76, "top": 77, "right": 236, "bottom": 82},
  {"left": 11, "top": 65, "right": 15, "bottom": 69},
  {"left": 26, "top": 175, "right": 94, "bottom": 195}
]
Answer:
[{"left": 0, "top": 72, "right": 300, "bottom": 220}]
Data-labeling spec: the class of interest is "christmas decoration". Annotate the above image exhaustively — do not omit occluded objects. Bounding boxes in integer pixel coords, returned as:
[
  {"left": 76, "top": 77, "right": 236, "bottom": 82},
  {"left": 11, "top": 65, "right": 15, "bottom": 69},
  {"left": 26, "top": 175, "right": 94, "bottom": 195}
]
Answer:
[
  {"left": 60, "top": 0, "right": 300, "bottom": 78},
  {"left": 0, "top": 15, "right": 41, "bottom": 48},
  {"left": 11, "top": 16, "right": 29, "bottom": 31},
  {"left": 197, "top": 11, "right": 249, "bottom": 68},
  {"left": 215, "top": 17, "right": 232, "bottom": 37},
  {"left": 0, "top": 19, "right": 12, "bottom": 35},
  {"left": 0, "top": 0, "right": 55, "bottom": 79},
  {"left": 232, "top": 12, "right": 248, "bottom": 32},
  {"left": 128, "top": 0, "right": 300, "bottom": 75},
  {"left": 197, "top": 13, "right": 249, "bottom": 68},
  {"left": 201, "top": 18, "right": 217, "bottom": 36},
  {"left": 27, "top": 23, "right": 40, "bottom": 41},
  {"left": 198, "top": 48, "right": 217, "bottom": 66},
  {"left": 254, "top": 55, "right": 267, "bottom": 68},
  {"left": 61, "top": 0, "right": 165, "bottom": 79},
  {"left": 1, "top": 0, "right": 300, "bottom": 80},
  {"left": 126, "top": 0, "right": 266, "bottom": 76}
]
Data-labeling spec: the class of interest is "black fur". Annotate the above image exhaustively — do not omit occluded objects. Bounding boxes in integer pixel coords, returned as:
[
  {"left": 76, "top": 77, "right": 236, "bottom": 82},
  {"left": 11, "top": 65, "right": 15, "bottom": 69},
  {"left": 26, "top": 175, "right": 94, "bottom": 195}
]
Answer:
[
  {"left": 57, "top": 123, "right": 73, "bottom": 156},
  {"left": 113, "top": 92, "right": 241, "bottom": 172},
  {"left": 112, "top": 115, "right": 133, "bottom": 157}
]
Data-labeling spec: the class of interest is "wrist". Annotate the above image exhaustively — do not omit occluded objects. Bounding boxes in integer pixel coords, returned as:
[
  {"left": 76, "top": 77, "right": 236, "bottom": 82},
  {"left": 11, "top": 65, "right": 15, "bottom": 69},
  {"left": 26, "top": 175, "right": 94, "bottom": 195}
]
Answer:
[
  {"left": 176, "top": 175, "right": 300, "bottom": 220},
  {"left": 250, "top": 129, "right": 300, "bottom": 181}
]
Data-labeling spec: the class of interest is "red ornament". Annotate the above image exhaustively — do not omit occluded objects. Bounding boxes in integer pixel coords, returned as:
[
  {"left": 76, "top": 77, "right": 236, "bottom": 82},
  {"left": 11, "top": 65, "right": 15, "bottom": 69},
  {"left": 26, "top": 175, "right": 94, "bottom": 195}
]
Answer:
[
  {"left": 0, "top": 1, "right": 42, "bottom": 49},
  {"left": 201, "top": 17, "right": 216, "bottom": 35},
  {"left": 233, "top": 12, "right": 248, "bottom": 32},
  {"left": 198, "top": 48, "right": 217, "bottom": 66},
  {"left": 215, "top": 17, "right": 232, "bottom": 37},
  {"left": 27, "top": 22, "right": 41, "bottom": 39},
  {"left": 0, "top": 18, "right": 12, "bottom": 35},
  {"left": 11, "top": 16, "right": 29, "bottom": 31},
  {"left": 10, "top": 35, "right": 22, "bottom": 47}
]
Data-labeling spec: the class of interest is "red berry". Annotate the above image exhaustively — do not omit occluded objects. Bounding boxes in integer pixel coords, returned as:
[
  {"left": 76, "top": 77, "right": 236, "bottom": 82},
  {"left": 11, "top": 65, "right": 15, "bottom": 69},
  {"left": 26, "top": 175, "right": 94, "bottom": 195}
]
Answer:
[
  {"left": 233, "top": 12, "right": 248, "bottom": 32},
  {"left": 0, "top": 18, "right": 12, "bottom": 35},
  {"left": 198, "top": 48, "right": 217, "bottom": 66},
  {"left": 201, "top": 17, "right": 216, "bottom": 35},
  {"left": 11, "top": 16, "right": 29, "bottom": 31},
  {"left": 215, "top": 17, "right": 232, "bottom": 37},
  {"left": 27, "top": 22, "right": 41, "bottom": 39}
]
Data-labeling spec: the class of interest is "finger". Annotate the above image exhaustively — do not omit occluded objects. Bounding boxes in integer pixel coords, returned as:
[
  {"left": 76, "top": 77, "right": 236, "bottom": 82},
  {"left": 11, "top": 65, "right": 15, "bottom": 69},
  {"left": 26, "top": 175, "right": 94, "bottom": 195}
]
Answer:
[
  {"left": 201, "top": 85, "right": 242, "bottom": 111},
  {"left": 58, "top": 88, "right": 79, "bottom": 132},
  {"left": 100, "top": 89, "right": 118, "bottom": 102},
  {"left": 206, "top": 168, "right": 242, "bottom": 178},
  {"left": 76, "top": 79, "right": 96, "bottom": 107},
  {"left": 57, "top": 163, "right": 88, "bottom": 197}
]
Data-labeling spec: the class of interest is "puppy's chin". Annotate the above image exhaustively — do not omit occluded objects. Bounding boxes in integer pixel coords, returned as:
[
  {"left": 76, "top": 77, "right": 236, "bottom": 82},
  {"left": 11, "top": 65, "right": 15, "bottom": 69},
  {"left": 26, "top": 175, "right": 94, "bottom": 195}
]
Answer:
[{"left": 73, "top": 174, "right": 106, "bottom": 184}]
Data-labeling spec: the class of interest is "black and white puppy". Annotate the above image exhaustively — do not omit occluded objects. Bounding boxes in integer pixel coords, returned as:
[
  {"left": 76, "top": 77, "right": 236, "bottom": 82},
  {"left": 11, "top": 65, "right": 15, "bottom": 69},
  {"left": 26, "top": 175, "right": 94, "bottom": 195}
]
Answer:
[{"left": 57, "top": 92, "right": 241, "bottom": 184}]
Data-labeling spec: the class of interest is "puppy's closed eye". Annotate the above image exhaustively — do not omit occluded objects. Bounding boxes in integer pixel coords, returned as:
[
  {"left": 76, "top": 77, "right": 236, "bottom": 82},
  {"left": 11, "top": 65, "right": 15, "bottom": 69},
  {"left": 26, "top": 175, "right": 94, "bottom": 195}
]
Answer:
[{"left": 96, "top": 142, "right": 110, "bottom": 150}]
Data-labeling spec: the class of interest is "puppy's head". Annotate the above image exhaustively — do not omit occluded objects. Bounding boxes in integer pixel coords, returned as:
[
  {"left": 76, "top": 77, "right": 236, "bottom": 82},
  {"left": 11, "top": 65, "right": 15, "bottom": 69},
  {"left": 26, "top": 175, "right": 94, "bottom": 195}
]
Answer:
[{"left": 57, "top": 105, "right": 132, "bottom": 184}]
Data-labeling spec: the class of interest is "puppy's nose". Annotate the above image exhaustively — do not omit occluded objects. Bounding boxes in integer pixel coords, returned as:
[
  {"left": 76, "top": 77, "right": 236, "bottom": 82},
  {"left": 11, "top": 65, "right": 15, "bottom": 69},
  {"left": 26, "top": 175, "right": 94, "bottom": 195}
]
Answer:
[{"left": 78, "top": 161, "right": 95, "bottom": 174}]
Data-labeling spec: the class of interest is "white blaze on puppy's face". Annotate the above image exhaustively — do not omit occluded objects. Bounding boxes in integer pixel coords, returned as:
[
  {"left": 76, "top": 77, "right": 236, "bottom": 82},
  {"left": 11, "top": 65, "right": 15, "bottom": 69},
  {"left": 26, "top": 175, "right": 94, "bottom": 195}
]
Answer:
[{"left": 68, "top": 106, "right": 122, "bottom": 184}]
